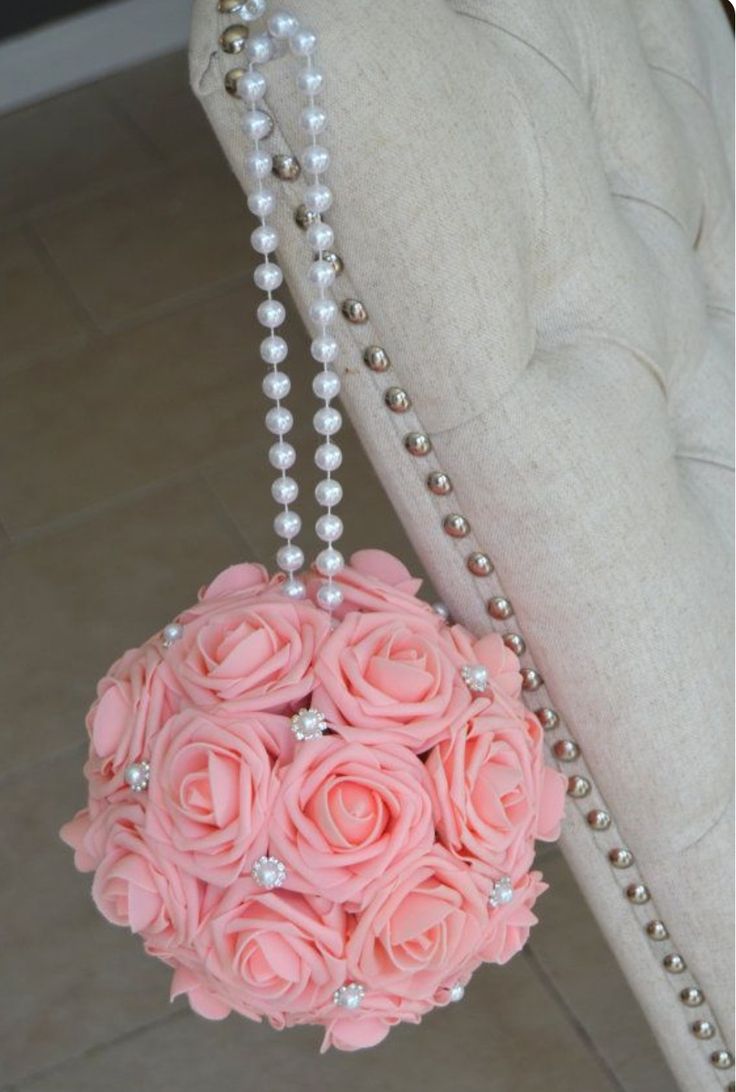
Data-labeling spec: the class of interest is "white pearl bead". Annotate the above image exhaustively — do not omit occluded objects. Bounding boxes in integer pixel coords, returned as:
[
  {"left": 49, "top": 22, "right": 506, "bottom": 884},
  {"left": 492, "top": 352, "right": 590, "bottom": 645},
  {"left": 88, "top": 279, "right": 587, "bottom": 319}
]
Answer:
[
  {"left": 124, "top": 761, "right": 150, "bottom": 792},
  {"left": 449, "top": 983, "right": 465, "bottom": 1003},
  {"left": 246, "top": 33, "right": 275, "bottom": 64},
  {"left": 272, "top": 476, "right": 298, "bottom": 504},
  {"left": 247, "top": 189, "right": 275, "bottom": 218},
  {"left": 315, "top": 442, "right": 342, "bottom": 471},
  {"left": 257, "top": 299, "right": 286, "bottom": 328},
  {"left": 282, "top": 576, "right": 306, "bottom": 599},
  {"left": 245, "top": 150, "right": 272, "bottom": 179},
  {"left": 315, "top": 478, "right": 342, "bottom": 506},
  {"left": 274, "top": 510, "right": 302, "bottom": 539},
  {"left": 311, "top": 335, "right": 338, "bottom": 364},
  {"left": 309, "top": 298, "right": 337, "bottom": 326},
  {"left": 260, "top": 335, "right": 288, "bottom": 364},
  {"left": 304, "top": 183, "right": 333, "bottom": 214},
  {"left": 290, "top": 27, "right": 317, "bottom": 56},
  {"left": 291, "top": 707, "right": 327, "bottom": 740},
  {"left": 238, "top": 69, "right": 267, "bottom": 102},
  {"left": 254, "top": 261, "right": 283, "bottom": 291},
  {"left": 299, "top": 104, "right": 327, "bottom": 134},
  {"left": 251, "top": 224, "right": 278, "bottom": 255},
  {"left": 306, "top": 222, "right": 334, "bottom": 251},
  {"left": 432, "top": 601, "right": 450, "bottom": 621},
  {"left": 317, "top": 583, "right": 344, "bottom": 610},
  {"left": 251, "top": 854, "right": 287, "bottom": 888},
  {"left": 241, "top": 110, "right": 273, "bottom": 142},
  {"left": 267, "top": 10, "right": 299, "bottom": 38},
  {"left": 315, "top": 547, "right": 344, "bottom": 576},
  {"left": 461, "top": 663, "right": 489, "bottom": 693},
  {"left": 312, "top": 370, "right": 341, "bottom": 399},
  {"left": 302, "top": 145, "right": 330, "bottom": 175},
  {"left": 489, "top": 876, "right": 514, "bottom": 908},
  {"left": 162, "top": 622, "right": 184, "bottom": 647},
  {"left": 266, "top": 406, "right": 293, "bottom": 434},
  {"left": 238, "top": 0, "right": 266, "bottom": 20},
  {"left": 316, "top": 513, "right": 343, "bottom": 542},
  {"left": 308, "top": 260, "right": 335, "bottom": 288},
  {"left": 262, "top": 371, "right": 291, "bottom": 399},
  {"left": 314, "top": 406, "right": 342, "bottom": 435},
  {"left": 269, "top": 441, "right": 296, "bottom": 469},
  {"left": 297, "top": 67, "right": 324, "bottom": 95},
  {"left": 277, "top": 543, "right": 304, "bottom": 573},
  {"left": 260, "top": 371, "right": 290, "bottom": 401}
]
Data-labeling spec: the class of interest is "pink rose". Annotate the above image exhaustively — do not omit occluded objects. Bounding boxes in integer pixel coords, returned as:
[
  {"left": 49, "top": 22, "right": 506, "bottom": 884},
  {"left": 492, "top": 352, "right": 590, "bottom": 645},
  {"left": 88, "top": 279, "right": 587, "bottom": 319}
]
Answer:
[
  {"left": 269, "top": 737, "right": 435, "bottom": 908},
  {"left": 313, "top": 611, "right": 478, "bottom": 751},
  {"left": 317, "top": 991, "right": 427, "bottom": 1053},
  {"left": 196, "top": 881, "right": 346, "bottom": 1024},
  {"left": 145, "top": 709, "right": 291, "bottom": 886},
  {"left": 196, "top": 562, "right": 270, "bottom": 604},
  {"left": 446, "top": 627, "right": 523, "bottom": 699},
  {"left": 170, "top": 964, "right": 232, "bottom": 1020},
  {"left": 92, "top": 820, "right": 202, "bottom": 951},
  {"left": 307, "top": 550, "right": 428, "bottom": 620},
  {"left": 60, "top": 798, "right": 138, "bottom": 872},
  {"left": 164, "top": 598, "right": 330, "bottom": 713},
  {"left": 427, "top": 709, "right": 566, "bottom": 880},
  {"left": 346, "top": 849, "right": 489, "bottom": 1003},
  {"left": 85, "top": 643, "right": 180, "bottom": 799},
  {"left": 479, "top": 871, "right": 548, "bottom": 964}
]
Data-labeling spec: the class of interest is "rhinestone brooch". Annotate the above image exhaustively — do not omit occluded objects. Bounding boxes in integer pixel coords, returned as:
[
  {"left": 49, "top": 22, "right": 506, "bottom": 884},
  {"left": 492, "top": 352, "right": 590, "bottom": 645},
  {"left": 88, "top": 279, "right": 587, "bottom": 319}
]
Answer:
[
  {"left": 333, "top": 982, "right": 365, "bottom": 1009},
  {"left": 461, "top": 663, "right": 489, "bottom": 693},
  {"left": 251, "top": 856, "right": 287, "bottom": 889},
  {"left": 291, "top": 708, "right": 327, "bottom": 741},
  {"left": 489, "top": 876, "right": 514, "bottom": 908},
  {"left": 124, "top": 761, "right": 150, "bottom": 792}
]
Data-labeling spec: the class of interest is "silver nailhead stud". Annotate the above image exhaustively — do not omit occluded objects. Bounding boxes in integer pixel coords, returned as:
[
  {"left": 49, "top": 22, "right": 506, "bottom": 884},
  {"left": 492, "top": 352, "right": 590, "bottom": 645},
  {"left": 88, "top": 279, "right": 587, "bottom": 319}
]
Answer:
[
  {"left": 609, "top": 847, "right": 634, "bottom": 869},
  {"left": 321, "top": 250, "right": 344, "bottom": 275},
  {"left": 536, "top": 707, "right": 559, "bottom": 731},
  {"left": 680, "top": 987, "right": 705, "bottom": 1007},
  {"left": 224, "top": 67, "right": 246, "bottom": 96},
  {"left": 432, "top": 601, "right": 450, "bottom": 621},
  {"left": 251, "top": 855, "right": 287, "bottom": 889},
  {"left": 553, "top": 739, "right": 580, "bottom": 762},
  {"left": 218, "top": 0, "right": 247, "bottom": 11},
  {"left": 342, "top": 299, "right": 368, "bottom": 323},
  {"left": 124, "top": 761, "right": 150, "bottom": 792},
  {"left": 489, "top": 876, "right": 514, "bottom": 908},
  {"left": 626, "top": 883, "right": 650, "bottom": 904},
  {"left": 692, "top": 1020, "right": 716, "bottom": 1040},
  {"left": 587, "top": 809, "right": 611, "bottom": 831},
  {"left": 272, "top": 153, "right": 301, "bottom": 180},
  {"left": 520, "top": 666, "right": 543, "bottom": 690},
  {"left": 290, "top": 708, "right": 327, "bottom": 741},
  {"left": 443, "top": 514, "right": 470, "bottom": 538},
  {"left": 427, "top": 470, "right": 452, "bottom": 495},
  {"left": 710, "top": 1051, "right": 734, "bottom": 1070},
  {"left": 449, "top": 982, "right": 466, "bottom": 1003},
  {"left": 488, "top": 597, "right": 513, "bottom": 621},
  {"left": 162, "top": 622, "right": 184, "bottom": 648},
  {"left": 461, "top": 664, "right": 489, "bottom": 693},
  {"left": 504, "top": 633, "right": 525, "bottom": 656},
  {"left": 646, "top": 920, "right": 669, "bottom": 941},
  {"left": 567, "top": 774, "right": 591, "bottom": 797},
  {"left": 295, "top": 203, "right": 319, "bottom": 229},
  {"left": 384, "top": 386, "right": 411, "bottom": 413},
  {"left": 467, "top": 551, "right": 493, "bottom": 577},
  {"left": 219, "top": 24, "right": 250, "bottom": 53},
  {"left": 405, "top": 432, "right": 432, "bottom": 456},
  {"left": 363, "top": 345, "right": 390, "bottom": 371},
  {"left": 663, "top": 953, "right": 686, "bottom": 974},
  {"left": 334, "top": 983, "right": 365, "bottom": 1009}
]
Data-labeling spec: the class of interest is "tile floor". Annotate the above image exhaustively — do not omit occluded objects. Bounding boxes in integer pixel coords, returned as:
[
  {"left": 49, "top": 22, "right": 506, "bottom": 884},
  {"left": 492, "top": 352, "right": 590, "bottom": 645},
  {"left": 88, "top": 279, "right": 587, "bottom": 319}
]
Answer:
[{"left": 0, "top": 52, "right": 676, "bottom": 1092}]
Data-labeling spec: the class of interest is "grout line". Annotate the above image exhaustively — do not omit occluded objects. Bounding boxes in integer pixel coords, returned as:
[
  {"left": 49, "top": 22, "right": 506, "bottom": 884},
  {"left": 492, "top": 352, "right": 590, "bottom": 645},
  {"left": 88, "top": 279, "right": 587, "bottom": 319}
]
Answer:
[
  {"left": 24, "top": 222, "right": 100, "bottom": 337},
  {"left": 10, "top": 1007, "right": 190, "bottom": 1089},
  {"left": 97, "top": 81, "right": 168, "bottom": 168},
  {"left": 95, "top": 270, "right": 251, "bottom": 338},
  {"left": 196, "top": 464, "right": 264, "bottom": 559},
  {"left": 523, "top": 945, "right": 629, "bottom": 1092}
]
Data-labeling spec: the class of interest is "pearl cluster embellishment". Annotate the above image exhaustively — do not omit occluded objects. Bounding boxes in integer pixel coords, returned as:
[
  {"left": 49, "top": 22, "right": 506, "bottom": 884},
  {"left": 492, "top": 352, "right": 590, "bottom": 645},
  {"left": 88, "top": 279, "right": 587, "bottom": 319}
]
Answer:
[
  {"left": 488, "top": 876, "right": 514, "bottom": 908},
  {"left": 251, "top": 855, "right": 287, "bottom": 889},
  {"left": 461, "top": 663, "right": 489, "bottom": 693},
  {"left": 290, "top": 707, "right": 327, "bottom": 741},
  {"left": 124, "top": 761, "right": 150, "bottom": 792},
  {"left": 162, "top": 622, "right": 184, "bottom": 648},
  {"left": 333, "top": 982, "right": 365, "bottom": 1009}
]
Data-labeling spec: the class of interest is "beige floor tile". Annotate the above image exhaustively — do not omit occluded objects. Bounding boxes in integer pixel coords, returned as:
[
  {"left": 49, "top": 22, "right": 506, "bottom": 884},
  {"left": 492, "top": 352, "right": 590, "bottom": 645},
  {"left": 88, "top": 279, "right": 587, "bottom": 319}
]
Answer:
[
  {"left": 0, "top": 478, "right": 244, "bottom": 776},
  {"left": 16, "top": 950, "right": 616, "bottom": 1092},
  {"left": 0, "top": 287, "right": 265, "bottom": 535},
  {"left": 0, "top": 87, "right": 155, "bottom": 224},
  {"left": 34, "top": 155, "right": 251, "bottom": 331},
  {"left": 0, "top": 227, "right": 87, "bottom": 378},
  {"left": 101, "top": 52, "right": 217, "bottom": 164},
  {"left": 527, "top": 853, "right": 676, "bottom": 1092}
]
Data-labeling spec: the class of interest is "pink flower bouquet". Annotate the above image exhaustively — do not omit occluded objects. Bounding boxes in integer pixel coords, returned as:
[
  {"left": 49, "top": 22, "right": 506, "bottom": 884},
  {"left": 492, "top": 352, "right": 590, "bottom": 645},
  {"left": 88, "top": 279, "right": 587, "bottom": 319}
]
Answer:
[{"left": 61, "top": 550, "right": 565, "bottom": 1051}]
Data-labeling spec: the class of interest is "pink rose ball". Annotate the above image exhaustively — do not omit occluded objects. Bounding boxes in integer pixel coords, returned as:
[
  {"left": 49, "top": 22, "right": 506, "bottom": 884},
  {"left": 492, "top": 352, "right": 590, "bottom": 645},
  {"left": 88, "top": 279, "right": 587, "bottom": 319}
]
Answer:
[
  {"left": 145, "top": 709, "right": 292, "bottom": 886},
  {"left": 427, "top": 708, "right": 566, "bottom": 880},
  {"left": 313, "top": 610, "right": 480, "bottom": 752},
  {"left": 269, "top": 737, "right": 435, "bottom": 908},
  {"left": 165, "top": 597, "right": 330, "bottom": 713}
]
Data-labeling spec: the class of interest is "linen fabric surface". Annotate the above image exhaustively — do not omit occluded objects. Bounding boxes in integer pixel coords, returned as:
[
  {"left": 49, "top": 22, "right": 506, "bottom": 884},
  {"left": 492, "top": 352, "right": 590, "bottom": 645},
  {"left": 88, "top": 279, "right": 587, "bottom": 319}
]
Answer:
[{"left": 189, "top": 1, "right": 734, "bottom": 1088}]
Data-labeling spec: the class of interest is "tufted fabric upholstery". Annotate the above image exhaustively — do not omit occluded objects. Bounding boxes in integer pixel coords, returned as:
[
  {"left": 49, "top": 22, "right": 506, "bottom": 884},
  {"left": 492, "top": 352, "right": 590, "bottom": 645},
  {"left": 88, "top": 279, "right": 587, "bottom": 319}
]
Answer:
[{"left": 189, "top": 2, "right": 734, "bottom": 1088}]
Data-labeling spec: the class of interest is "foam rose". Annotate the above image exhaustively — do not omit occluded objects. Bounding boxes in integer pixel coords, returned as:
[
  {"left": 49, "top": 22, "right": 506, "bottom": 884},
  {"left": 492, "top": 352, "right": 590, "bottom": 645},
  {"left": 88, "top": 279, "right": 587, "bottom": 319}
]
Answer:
[
  {"left": 313, "top": 610, "right": 479, "bottom": 751},
  {"left": 427, "top": 709, "right": 566, "bottom": 880},
  {"left": 479, "top": 871, "right": 548, "bottom": 964},
  {"left": 306, "top": 549, "right": 427, "bottom": 620},
  {"left": 164, "top": 598, "right": 330, "bottom": 713},
  {"left": 145, "top": 709, "right": 292, "bottom": 886},
  {"left": 445, "top": 628, "right": 523, "bottom": 700},
  {"left": 269, "top": 736, "right": 435, "bottom": 908}
]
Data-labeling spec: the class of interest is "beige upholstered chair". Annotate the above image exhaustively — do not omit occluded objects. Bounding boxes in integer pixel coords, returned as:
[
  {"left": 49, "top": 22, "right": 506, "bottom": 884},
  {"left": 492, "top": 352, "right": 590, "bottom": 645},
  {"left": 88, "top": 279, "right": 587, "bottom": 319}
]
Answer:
[{"left": 189, "top": 2, "right": 734, "bottom": 1088}]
